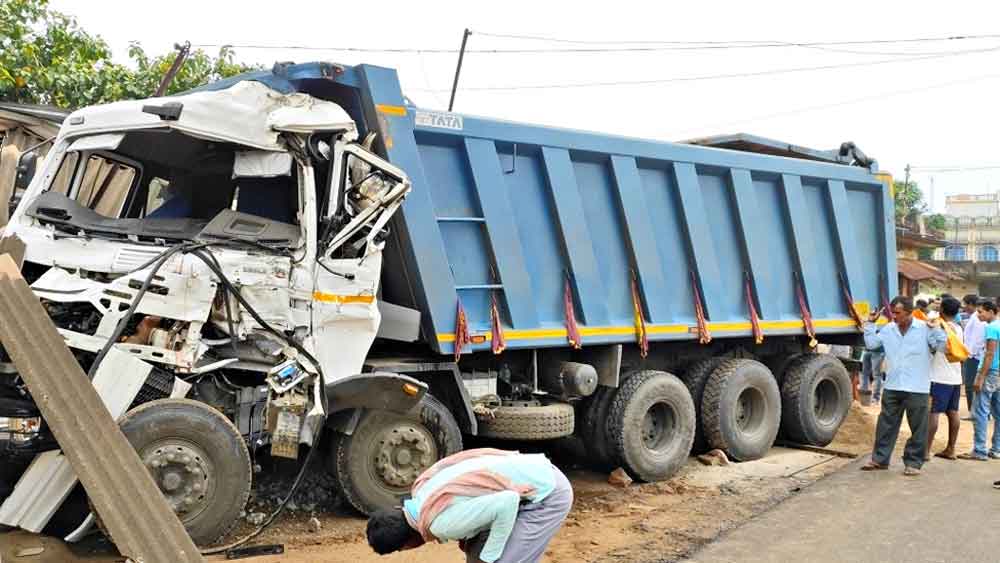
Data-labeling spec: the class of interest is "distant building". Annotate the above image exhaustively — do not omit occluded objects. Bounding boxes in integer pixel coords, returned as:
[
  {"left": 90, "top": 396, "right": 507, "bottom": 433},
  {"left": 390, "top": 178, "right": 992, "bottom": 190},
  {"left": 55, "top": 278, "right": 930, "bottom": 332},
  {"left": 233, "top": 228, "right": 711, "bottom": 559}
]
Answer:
[
  {"left": 930, "top": 192, "right": 1000, "bottom": 297},
  {"left": 933, "top": 193, "right": 1000, "bottom": 263}
]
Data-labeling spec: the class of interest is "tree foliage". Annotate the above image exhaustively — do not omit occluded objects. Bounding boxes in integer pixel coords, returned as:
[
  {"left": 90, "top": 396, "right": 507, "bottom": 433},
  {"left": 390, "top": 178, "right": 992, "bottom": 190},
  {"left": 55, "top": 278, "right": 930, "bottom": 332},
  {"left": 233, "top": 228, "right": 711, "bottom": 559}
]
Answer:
[
  {"left": 893, "top": 179, "right": 926, "bottom": 222},
  {"left": 0, "top": 0, "right": 258, "bottom": 109}
]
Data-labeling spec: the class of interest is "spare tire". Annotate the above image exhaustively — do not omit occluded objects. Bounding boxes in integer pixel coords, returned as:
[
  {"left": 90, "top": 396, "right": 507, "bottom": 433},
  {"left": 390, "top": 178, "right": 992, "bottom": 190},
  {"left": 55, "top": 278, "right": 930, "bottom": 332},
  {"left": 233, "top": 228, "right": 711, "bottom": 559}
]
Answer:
[
  {"left": 702, "top": 359, "right": 781, "bottom": 461},
  {"left": 479, "top": 402, "right": 575, "bottom": 441},
  {"left": 681, "top": 358, "right": 724, "bottom": 455},
  {"left": 578, "top": 386, "right": 617, "bottom": 470},
  {"left": 606, "top": 371, "right": 695, "bottom": 482},
  {"left": 780, "top": 354, "right": 852, "bottom": 446}
]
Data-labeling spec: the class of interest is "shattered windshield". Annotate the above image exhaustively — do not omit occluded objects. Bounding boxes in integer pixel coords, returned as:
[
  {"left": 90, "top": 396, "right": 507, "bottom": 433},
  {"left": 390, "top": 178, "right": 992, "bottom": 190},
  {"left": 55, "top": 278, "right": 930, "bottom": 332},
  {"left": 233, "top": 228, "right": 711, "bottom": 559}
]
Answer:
[{"left": 31, "top": 130, "right": 302, "bottom": 246}]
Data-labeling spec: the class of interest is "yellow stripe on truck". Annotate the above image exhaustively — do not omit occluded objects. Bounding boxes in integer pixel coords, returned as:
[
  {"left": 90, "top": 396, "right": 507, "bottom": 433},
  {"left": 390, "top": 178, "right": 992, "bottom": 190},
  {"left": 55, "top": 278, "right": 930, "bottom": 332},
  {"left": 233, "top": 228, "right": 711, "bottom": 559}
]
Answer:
[
  {"left": 436, "top": 317, "right": 875, "bottom": 343},
  {"left": 312, "top": 292, "right": 375, "bottom": 304},
  {"left": 376, "top": 104, "right": 407, "bottom": 117}
]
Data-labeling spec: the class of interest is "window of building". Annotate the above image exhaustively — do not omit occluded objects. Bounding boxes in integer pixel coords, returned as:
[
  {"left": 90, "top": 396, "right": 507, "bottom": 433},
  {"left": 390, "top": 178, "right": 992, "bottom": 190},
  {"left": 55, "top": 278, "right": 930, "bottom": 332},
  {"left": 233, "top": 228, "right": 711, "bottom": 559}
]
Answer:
[
  {"left": 945, "top": 245, "right": 967, "bottom": 261},
  {"left": 979, "top": 245, "right": 999, "bottom": 262}
]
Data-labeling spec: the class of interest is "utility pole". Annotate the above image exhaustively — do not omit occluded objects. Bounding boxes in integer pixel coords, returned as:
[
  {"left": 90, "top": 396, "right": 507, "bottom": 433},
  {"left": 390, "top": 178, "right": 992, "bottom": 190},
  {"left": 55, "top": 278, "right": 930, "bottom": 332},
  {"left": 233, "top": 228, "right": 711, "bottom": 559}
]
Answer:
[
  {"left": 154, "top": 42, "right": 191, "bottom": 97},
  {"left": 447, "top": 29, "right": 472, "bottom": 112}
]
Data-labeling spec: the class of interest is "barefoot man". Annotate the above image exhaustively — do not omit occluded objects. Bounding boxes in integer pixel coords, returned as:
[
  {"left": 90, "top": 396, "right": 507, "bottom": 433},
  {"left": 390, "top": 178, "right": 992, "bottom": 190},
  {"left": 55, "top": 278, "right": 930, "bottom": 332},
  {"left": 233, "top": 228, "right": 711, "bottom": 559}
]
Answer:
[{"left": 926, "top": 296, "right": 964, "bottom": 460}]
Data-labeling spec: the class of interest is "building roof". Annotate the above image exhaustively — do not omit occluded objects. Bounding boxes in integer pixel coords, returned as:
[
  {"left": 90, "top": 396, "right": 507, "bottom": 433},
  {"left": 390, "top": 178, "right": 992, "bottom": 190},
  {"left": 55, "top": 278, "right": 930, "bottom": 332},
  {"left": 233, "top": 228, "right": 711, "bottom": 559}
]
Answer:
[
  {"left": 896, "top": 225, "right": 948, "bottom": 249},
  {"left": 898, "top": 258, "right": 960, "bottom": 282}
]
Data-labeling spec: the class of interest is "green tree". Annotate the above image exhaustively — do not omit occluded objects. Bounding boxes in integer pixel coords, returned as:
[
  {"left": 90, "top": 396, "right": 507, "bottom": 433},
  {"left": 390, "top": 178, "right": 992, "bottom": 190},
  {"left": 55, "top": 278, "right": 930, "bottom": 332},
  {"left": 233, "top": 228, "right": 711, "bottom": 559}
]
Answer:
[
  {"left": 893, "top": 179, "right": 926, "bottom": 222},
  {"left": 0, "top": 0, "right": 257, "bottom": 109}
]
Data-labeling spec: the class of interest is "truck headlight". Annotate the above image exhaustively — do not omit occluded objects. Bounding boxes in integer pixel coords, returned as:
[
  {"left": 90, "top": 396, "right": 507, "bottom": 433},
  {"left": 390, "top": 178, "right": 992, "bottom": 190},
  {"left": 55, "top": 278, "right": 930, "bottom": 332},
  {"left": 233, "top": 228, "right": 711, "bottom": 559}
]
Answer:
[{"left": 0, "top": 416, "right": 42, "bottom": 443}]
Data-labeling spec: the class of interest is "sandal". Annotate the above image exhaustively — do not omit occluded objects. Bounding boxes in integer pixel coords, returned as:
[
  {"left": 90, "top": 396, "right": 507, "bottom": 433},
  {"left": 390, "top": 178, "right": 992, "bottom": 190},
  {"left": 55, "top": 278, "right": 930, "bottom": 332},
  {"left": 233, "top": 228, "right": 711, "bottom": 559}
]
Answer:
[
  {"left": 903, "top": 467, "right": 921, "bottom": 477},
  {"left": 934, "top": 451, "right": 957, "bottom": 460},
  {"left": 958, "top": 452, "right": 988, "bottom": 461},
  {"left": 860, "top": 461, "right": 888, "bottom": 471}
]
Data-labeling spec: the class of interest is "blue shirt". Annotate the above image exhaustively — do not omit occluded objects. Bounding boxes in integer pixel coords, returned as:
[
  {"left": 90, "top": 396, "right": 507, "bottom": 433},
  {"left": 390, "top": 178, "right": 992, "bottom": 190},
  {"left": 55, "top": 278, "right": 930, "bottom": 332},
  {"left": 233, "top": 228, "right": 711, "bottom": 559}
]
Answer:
[
  {"left": 984, "top": 321, "right": 1000, "bottom": 373},
  {"left": 864, "top": 318, "right": 946, "bottom": 393},
  {"left": 403, "top": 453, "right": 557, "bottom": 562}
]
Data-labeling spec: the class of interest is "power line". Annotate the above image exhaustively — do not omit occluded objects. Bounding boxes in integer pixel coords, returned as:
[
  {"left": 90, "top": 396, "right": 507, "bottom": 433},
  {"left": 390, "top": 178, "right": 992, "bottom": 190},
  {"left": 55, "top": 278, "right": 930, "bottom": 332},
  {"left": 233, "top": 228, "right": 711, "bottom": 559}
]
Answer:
[
  {"left": 406, "top": 45, "right": 1000, "bottom": 91},
  {"left": 910, "top": 165, "right": 1000, "bottom": 173},
  {"left": 667, "top": 72, "right": 1000, "bottom": 137},
  {"left": 190, "top": 32, "right": 1000, "bottom": 55},
  {"left": 471, "top": 30, "right": 1000, "bottom": 48}
]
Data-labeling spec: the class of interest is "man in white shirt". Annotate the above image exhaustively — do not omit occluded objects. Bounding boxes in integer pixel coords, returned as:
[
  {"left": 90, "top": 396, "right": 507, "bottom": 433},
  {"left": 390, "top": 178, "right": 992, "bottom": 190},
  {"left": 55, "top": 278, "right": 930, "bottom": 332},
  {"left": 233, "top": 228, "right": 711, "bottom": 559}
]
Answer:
[
  {"left": 962, "top": 294, "right": 987, "bottom": 415},
  {"left": 927, "top": 297, "right": 965, "bottom": 460}
]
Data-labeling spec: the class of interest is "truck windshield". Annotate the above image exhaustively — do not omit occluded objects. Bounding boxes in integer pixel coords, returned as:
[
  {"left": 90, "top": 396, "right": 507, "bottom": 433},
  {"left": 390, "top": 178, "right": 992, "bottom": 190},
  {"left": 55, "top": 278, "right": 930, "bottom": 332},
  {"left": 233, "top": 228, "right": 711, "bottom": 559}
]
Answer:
[{"left": 45, "top": 130, "right": 300, "bottom": 225}]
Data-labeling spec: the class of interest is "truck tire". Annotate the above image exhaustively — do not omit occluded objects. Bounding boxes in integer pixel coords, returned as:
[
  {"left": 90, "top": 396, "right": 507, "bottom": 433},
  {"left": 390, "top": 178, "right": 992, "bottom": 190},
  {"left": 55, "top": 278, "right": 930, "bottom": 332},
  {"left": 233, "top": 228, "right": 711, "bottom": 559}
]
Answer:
[
  {"left": 681, "top": 358, "right": 724, "bottom": 455},
  {"left": 780, "top": 354, "right": 852, "bottom": 446},
  {"left": 578, "top": 386, "right": 617, "bottom": 469},
  {"left": 702, "top": 359, "right": 781, "bottom": 461},
  {"left": 479, "top": 402, "right": 575, "bottom": 441},
  {"left": 333, "top": 394, "right": 461, "bottom": 515},
  {"left": 606, "top": 371, "right": 696, "bottom": 482},
  {"left": 118, "top": 398, "right": 252, "bottom": 546}
]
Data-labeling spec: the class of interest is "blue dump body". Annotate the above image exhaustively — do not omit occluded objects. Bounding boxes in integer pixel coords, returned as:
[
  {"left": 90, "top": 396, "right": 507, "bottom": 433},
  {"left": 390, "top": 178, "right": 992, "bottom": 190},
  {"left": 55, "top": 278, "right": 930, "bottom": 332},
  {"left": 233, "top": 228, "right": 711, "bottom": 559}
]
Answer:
[{"left": 226, "top": 63, "right": 896, "bottom": 356}]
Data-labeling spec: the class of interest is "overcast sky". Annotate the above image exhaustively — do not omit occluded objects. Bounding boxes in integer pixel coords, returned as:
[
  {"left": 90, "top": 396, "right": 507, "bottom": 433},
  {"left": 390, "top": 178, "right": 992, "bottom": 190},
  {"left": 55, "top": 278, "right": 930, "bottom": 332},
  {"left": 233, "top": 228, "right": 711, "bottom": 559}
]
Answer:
[{"left": 51, "top": 0, "right": 1000, "bottom": 213}]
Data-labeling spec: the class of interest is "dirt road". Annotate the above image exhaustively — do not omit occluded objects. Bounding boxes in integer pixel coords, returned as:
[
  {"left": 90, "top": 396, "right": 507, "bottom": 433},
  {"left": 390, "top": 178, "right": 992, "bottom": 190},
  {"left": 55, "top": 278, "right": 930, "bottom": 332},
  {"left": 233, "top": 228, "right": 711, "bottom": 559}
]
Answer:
[
  {"left": 1, "top": 404, "right": 881, "bottom": 563},
  {"left": 230, "top": 403, "right": 878, "bottom": 563}
]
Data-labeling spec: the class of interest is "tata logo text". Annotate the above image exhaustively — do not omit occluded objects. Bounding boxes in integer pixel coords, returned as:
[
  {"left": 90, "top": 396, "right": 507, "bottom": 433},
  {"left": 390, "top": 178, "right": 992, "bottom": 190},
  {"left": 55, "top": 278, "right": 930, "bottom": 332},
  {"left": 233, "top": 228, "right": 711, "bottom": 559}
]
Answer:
[{"left": 415, "top": 111, "right": 463, "bottom": 131}]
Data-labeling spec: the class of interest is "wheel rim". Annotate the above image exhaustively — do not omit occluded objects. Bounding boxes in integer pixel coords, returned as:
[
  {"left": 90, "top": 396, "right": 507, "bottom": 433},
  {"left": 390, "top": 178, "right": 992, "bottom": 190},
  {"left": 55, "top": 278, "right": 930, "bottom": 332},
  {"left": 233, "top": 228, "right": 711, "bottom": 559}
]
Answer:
[
  {"left": 641, "top": 402, "right": 678, "bottom": 452},
  {"left": 735, "top": 387, "right": 767, "bottom": 436},
  {"left": 813, "top": 378, "right": 841, "bottom": 426},
  {"left": 139, "top": 439, "right": 215, "bottom": 524},
  {"left": 370, "top": 422, "right": 438, "bottom": 493}
]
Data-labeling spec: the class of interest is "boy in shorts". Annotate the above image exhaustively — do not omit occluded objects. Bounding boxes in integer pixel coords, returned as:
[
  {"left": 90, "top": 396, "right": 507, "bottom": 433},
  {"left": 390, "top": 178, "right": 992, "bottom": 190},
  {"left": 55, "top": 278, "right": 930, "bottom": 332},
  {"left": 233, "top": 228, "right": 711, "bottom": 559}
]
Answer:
[{"left": 927, "top": 297, "right": 964, "bottom": 460}]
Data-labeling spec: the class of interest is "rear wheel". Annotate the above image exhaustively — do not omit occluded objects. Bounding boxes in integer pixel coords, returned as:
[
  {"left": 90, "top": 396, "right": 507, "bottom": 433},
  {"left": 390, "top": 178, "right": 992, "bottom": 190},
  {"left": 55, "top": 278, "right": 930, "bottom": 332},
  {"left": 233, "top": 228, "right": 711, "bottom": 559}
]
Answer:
[
  {"left": 579, "top": 386, "right": 617, "bottom": 470},
  {"left": 119, "top": 398, "right": 252, "bottom": 546},
  {"left": 702, "top": 359, "right": 781, "bottom": 461},
  {"left": 606, "top": 371, "right": 695, "bottom": 482},
  {"left": 681, "top": 358, "right": 724, "bottom": 455},
  {"left": 332, "top": 394, "right": 461, "bottom": 515},
  {"left": 780, "top": 354, "right": 852, "bottom": 446}
]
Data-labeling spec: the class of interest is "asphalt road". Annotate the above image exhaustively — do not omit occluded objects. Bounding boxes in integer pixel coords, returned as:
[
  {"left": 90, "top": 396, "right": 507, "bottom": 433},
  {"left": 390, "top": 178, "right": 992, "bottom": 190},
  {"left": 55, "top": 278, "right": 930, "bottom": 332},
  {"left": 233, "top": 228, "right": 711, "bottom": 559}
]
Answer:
[{"left": 685, "top": 453, "right": 1000, "bottom": 563}]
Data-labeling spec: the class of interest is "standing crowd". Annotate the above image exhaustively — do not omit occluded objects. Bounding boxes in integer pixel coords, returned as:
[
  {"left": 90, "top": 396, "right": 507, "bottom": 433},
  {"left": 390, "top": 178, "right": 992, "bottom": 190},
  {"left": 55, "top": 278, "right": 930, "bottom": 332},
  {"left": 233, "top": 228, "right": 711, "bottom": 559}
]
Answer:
[{"left": 860, "top": 292, "right": 1000, "bottom": 484}]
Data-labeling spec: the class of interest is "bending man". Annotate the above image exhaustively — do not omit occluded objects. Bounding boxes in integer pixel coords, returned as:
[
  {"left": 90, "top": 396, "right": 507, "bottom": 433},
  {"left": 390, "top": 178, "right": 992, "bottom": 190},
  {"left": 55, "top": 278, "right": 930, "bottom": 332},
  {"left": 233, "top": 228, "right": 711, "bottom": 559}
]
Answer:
[{"left": 367, "top": 448, "right": 573, "bottom": 563}]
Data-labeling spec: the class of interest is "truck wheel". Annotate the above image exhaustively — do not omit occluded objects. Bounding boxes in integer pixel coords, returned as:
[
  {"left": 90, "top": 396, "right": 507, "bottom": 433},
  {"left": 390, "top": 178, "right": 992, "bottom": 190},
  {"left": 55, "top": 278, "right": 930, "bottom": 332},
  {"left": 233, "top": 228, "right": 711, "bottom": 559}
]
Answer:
[
  {"left": 333, "top": 394, "right": 461, "bottom": 515},
  {"left": 702, "top": 359, "right": 781, "bottom": 461},
  {"left": 606, "top": 371, "right": 695, "bottom": 482},
  {"left": 118, "top": 398, "right": 252, "bottom": 546},
  {"left": 479, "top": 402, "right": 575, "bottom": 441},
  {"left": 780, "top": 354, "right": 852, "bottom": 446},
  {"left": 681, "top": 358, "right": 724, "bottom": 455},
  {"left": 578, "top": 386, "right": 617, "bottom": 469}
]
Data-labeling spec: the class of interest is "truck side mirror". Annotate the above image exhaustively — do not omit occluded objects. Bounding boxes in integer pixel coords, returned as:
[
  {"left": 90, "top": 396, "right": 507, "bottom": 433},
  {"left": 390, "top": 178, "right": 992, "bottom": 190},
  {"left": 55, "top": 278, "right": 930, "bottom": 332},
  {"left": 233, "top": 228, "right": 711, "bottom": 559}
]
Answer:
[{"left": 14, "top": 151, "right": 38, "bottom": 191}]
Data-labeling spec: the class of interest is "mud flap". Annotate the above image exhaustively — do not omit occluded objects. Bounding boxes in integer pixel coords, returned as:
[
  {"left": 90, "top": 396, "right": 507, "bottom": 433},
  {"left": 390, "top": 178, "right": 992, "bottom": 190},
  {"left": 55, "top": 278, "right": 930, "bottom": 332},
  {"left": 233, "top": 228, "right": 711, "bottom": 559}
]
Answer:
[{"left": 324, "top": 372, "right": 427, "bottom": 414}]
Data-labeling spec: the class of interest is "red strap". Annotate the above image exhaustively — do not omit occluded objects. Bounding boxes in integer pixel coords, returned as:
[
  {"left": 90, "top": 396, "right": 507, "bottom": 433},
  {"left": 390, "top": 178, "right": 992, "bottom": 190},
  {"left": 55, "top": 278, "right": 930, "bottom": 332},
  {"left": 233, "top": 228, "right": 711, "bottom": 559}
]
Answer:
[
  {"left": 794, "top": 272, "right": 818, "bottom": 348},
  {"left": 454, "top": 300, "right": 471, "bottom": 362},
  {"left": 630, "top": 271, "right": 649, "bottom": 358},
  {"left": 564, "top": 276, "right": 582, "bottom": 349},
  {"left": 490, "top": 294, "right": 506, "bottom": 355},
  {"left": 745, "top": 274, "right": 763, "bottom": 345},
  {"left": 839, "top": 273, "right": 865, "bottom": 331},
  {"left": 880, "top": 276, "right": 892, "bottom": 321},
  {"left": 691, "top": 270, "right": 712, "bottom": 344}
]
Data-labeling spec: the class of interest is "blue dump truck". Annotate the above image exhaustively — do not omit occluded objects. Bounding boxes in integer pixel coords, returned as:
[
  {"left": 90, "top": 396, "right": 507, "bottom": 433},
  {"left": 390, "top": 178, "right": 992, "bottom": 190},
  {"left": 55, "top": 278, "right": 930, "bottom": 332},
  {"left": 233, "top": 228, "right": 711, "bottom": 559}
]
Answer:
[{"left": 0, "top": 62, "right": 893, "bottom": 540}]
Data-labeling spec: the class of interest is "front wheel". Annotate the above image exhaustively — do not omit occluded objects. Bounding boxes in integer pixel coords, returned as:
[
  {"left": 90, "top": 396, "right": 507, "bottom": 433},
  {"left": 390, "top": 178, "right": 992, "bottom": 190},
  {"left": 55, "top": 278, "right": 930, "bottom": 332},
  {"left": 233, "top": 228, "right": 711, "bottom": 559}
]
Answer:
[
  {"left": 332, "top": 394, "right": 462, "bottom": 515},
  {"left": 119, "top": 398, "right": 252, "bottom": 546}
]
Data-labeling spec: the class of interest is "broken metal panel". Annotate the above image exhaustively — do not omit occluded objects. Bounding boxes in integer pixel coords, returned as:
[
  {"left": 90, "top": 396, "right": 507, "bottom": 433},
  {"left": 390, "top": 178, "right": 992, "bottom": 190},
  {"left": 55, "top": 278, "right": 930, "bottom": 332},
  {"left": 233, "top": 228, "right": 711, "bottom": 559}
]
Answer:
[
  {"left": 0, "top": 349, "right": 151, "bottom": 532},
  {"left": 0, "top": 254, "right": 203, "bottom": 563},
  {"left": 311, "top": 253, "right": 382, "bottom": 384}
]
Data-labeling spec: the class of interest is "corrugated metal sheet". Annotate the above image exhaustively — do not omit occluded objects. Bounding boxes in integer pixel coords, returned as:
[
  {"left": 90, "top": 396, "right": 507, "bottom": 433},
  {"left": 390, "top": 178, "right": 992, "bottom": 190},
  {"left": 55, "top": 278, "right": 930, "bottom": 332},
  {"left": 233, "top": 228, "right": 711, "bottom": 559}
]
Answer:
[{"left": 0, "top": 254, "right": 202, "bottom": 563}]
